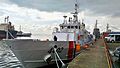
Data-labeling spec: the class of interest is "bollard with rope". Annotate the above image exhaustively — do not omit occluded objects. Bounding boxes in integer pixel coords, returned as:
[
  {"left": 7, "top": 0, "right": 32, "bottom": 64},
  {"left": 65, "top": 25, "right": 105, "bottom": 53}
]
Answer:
[
  {"left": 53, "top": 36, "right": 66, "bottom": 68},
  {"left": 53, "top": 45, "right": 66, "bottom": 68}
]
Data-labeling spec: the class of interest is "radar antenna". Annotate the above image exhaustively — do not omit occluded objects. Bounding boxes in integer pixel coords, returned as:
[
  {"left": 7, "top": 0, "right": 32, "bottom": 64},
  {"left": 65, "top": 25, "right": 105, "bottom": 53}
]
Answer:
[{"left": 71, "top": 0, "right": 79, "bottom": 23}]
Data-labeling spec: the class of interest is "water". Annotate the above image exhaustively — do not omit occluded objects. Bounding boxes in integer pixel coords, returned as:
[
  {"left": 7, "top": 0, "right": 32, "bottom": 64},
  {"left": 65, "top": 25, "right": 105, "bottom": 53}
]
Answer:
[{"left": 0, "top": 41, "right": 23, "bottom": 68}]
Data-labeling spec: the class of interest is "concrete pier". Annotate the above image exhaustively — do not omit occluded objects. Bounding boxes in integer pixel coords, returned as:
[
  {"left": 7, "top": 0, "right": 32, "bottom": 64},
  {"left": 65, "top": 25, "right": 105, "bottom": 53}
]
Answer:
[{"left": 68, "top": 39, "right": 110, "bottom": 68}]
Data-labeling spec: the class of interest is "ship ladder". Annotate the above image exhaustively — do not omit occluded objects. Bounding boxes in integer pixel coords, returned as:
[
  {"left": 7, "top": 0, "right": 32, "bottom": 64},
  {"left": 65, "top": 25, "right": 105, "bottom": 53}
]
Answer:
[{"left": 53, "top": 47, "right": 65, "bottom": 68}]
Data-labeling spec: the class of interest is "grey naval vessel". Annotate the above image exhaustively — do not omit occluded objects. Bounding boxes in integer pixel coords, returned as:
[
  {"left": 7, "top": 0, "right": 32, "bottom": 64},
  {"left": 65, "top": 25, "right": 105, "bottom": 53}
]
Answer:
[{"left": 4, "top": 3, "right": 92, "bottom": 68}]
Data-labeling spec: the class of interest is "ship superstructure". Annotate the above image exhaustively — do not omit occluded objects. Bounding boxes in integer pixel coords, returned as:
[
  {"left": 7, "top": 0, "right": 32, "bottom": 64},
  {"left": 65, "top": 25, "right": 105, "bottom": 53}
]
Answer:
[{"left": 53, "top": 3, "right": 89, "bottom": 45}]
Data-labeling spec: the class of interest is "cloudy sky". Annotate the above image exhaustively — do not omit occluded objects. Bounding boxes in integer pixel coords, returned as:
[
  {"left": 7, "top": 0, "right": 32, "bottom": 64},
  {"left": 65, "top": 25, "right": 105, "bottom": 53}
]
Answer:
[{"left": 0, "top": 0, "right": 120, "bottom": 39}]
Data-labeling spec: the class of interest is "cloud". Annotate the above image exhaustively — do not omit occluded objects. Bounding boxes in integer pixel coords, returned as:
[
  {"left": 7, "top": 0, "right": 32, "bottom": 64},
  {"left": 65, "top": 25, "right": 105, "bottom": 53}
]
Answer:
[
  {"left": 10, "top": 0, "right": 74, "bottom": 12},
  {"left": 0, "top": 2, "right": 69, "bottom": 39},
  {"left": 9, "top": 0, "right": 120, "bottom": 17},
  {"left": 0, "top": 0, "right": 11, "bottom": 3},
  {"left": 0, "top": 0, "right": 120, "bottom": 39}
]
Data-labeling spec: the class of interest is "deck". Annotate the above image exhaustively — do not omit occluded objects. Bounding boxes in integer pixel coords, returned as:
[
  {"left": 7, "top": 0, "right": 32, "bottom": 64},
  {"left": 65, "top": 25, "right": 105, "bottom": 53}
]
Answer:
[{"left": 68, "top": 39, "right": 110, "bottom": 68}]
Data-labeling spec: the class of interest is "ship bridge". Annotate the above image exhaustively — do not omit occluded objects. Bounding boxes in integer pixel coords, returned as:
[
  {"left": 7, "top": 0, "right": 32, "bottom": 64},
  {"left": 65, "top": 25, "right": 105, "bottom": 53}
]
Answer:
[{"left": 59, "top": 20, "right": 81, "bottom": 33}]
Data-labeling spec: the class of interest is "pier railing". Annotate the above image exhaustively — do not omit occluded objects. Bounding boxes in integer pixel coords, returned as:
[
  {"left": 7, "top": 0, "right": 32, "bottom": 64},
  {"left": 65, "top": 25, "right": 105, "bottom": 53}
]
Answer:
[{"left": 103, "top": 37, "right": 114, "bottom": 68}]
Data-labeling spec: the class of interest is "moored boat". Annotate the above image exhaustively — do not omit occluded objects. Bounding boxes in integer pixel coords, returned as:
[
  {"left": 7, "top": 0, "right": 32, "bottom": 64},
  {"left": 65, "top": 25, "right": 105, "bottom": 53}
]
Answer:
[
  {"left": 17, "top": 31, "right": 32, "bottom": 37},
  {"left": 0, "top": 16, "right": 17, "bottom": 40}
]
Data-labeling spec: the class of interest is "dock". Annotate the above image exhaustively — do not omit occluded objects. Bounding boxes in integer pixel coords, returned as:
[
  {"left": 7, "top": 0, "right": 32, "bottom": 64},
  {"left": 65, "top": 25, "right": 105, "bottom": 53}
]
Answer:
[{"left": 68, "top": 39, "right": 111, "bottom": 68}]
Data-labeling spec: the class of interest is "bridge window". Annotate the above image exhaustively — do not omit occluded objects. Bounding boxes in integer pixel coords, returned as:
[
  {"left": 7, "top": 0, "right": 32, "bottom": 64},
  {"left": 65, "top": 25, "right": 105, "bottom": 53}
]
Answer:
[
  {"left": 79, "top": 26, "right": 80, "bottom": 29},
  {"left": 75, "top": 26, "right": 78, "bottom": 29},
  {"left": 61, "top": 26, "right": 64, "bottom": 29},
  {"left": 71, "top": 26, "right": 74, "bottom": 29},
  {"left": 68, "top": 26, "right": 70, "bottom": 29}
]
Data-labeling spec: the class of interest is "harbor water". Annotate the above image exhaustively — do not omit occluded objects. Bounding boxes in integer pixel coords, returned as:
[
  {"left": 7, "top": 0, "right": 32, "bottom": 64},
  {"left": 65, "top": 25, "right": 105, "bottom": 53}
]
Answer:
[{"left": 0, "top": 41, "right": 23, "bottom": 68}]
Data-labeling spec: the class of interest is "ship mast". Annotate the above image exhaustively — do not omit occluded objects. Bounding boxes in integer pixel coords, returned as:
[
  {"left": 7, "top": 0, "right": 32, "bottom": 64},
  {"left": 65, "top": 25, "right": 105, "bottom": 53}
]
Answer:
[
  {"left": 19, "top": 25, "right": 22, "bottom": 32},
  {"left": 5, "top": 16, "right": 9, "bottom": 39},
  {"left": 95, "top": 20, "right": 98, "bottom": 29},
  {"left": 106, "top": 23, "right": 109, "bottom": 32},
  {"left": 72, "top": 1, "right": 79, "bottom": 23}
]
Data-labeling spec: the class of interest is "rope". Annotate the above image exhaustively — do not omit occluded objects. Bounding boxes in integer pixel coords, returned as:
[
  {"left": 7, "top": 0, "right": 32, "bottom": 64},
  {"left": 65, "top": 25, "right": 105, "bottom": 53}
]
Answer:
[
  {"left": 54, "top": 51, "right": 59, "bottom": 68},
  {"left": 53, "top": 47, "right": 65, "bottom": 68}
]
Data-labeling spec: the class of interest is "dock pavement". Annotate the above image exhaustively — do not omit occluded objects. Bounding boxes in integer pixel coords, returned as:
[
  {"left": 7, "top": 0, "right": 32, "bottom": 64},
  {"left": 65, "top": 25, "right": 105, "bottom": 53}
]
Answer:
[{"left": 68, "top": 39, "right": 110, "bottom": 68}]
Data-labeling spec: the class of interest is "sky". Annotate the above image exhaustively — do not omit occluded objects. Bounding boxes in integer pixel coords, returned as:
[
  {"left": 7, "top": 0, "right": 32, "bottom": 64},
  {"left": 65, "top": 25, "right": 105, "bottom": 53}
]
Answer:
[{"left": 0, "top": 0, "right": 120, "bottom": 40}]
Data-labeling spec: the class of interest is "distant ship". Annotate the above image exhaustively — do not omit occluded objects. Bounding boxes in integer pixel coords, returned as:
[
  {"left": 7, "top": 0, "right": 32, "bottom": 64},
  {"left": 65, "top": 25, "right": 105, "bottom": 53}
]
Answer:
[
  {"left": 16, "top": 25, "right": 32, "bottom": 37},
  {"left": 5, "top": 3, "right": 92, "bottom": 68},
  {"left": 0, "top": 16, "right": 17, "bottom": 39},
  {"left": 17, "top": 31, "right": 32, "bottom": 37},
  {"left": 93, "top": 20, "right": 100, "bottom": 40}
]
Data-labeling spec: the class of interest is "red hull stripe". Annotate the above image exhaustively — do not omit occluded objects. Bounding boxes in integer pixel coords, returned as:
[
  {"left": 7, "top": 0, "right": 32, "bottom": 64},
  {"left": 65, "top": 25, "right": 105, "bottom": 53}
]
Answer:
[{"left": 68, "top": 41, "right": 74, "bottom": 60}]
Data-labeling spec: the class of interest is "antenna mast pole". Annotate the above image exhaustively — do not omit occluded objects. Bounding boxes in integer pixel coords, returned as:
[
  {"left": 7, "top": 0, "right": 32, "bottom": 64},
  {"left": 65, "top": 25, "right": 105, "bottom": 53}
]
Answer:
[
  {"left": 6, "top": 16, "right": 9, "bottom": 39},
  {"left": 72, "top": 0, "right": 79, "bottom": 23}
]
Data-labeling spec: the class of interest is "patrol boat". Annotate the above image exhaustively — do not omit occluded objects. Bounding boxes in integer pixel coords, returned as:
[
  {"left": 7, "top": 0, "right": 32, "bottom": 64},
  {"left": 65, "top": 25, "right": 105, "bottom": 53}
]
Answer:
[{"left": 5, "top": 3, "right": 91, "bottom": 68}]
